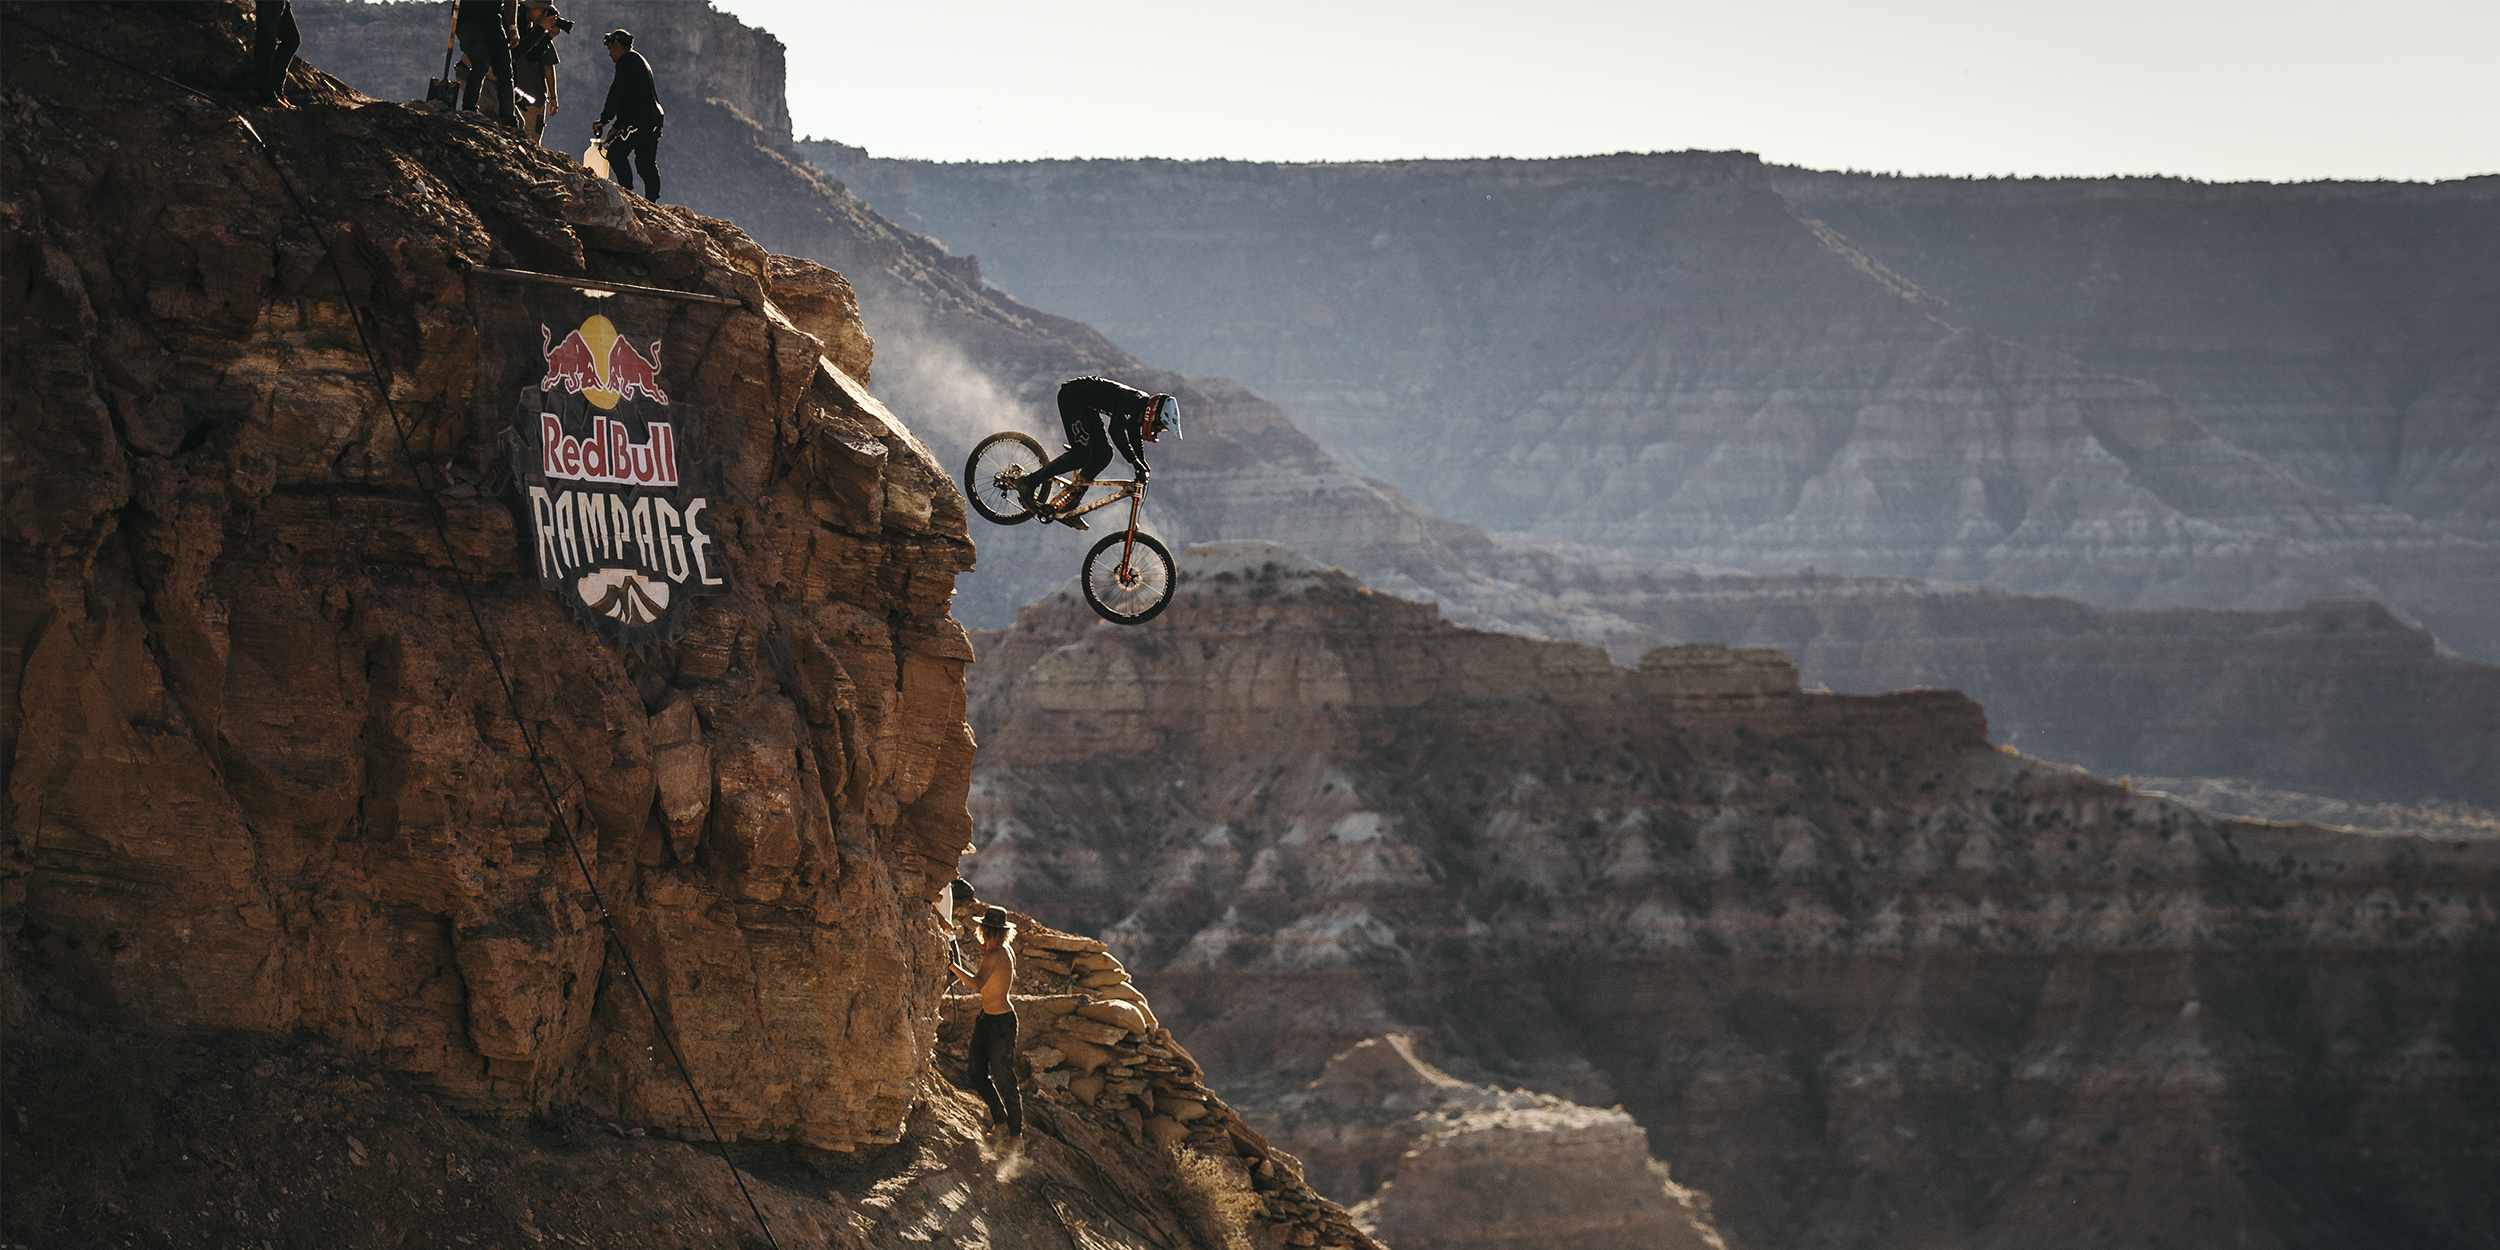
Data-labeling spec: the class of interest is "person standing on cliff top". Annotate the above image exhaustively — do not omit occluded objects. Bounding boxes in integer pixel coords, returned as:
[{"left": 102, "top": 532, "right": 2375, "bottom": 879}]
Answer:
[
  {"left": 593, "top": 28, "right": 665, "bottom": 201},
  {"left": 1020, "top": 376, "right": 1180, "bottom": 530},
  {"left": 249, "top": 0, "right": 299, "bottom": 109},
  {"left": 948, "top": 905, "right": 1022, "bottom": 1141},
  {"left": 453, "top": 0, "right": 520, "bottom": 129},
  {"left": 514, "top": 3, "right": 571, "bottom": 146}
]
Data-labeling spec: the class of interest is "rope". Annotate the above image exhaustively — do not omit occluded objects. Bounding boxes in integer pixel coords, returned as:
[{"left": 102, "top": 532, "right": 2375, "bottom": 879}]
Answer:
[
  {"left": 3, "top": 16, "right": 783, "bottom": 1248},
  {"left": 463, "top": 260, "right": 747, "bottom": 307}
]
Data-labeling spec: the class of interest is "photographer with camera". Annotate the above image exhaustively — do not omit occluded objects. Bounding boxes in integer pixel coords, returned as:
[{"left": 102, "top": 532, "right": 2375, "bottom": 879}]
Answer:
[
  {"left": 516, "top": 2, "right": 572, "bottom": 145},
  {"left": 592, "top": 28, "right": 666, "bottom": 200}
]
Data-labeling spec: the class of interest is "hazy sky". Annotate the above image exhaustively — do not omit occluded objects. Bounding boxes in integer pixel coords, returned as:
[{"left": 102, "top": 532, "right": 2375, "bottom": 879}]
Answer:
[{"left": 713, "top": 0, "right": 2495, "bottom": 181}]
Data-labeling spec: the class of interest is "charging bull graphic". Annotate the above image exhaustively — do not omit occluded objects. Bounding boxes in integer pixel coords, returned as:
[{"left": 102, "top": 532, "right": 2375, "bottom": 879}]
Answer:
[
  {"left": 508, "top": 307, "right": 726, "bottom": 646},
  {"left": 541, "top": 314, "right": 669, "bottom": 407}
]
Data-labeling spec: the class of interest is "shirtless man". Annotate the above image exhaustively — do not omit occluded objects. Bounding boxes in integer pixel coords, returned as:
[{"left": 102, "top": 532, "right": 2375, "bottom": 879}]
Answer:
[{"left": 949, "top": 905, "right": 1021, "bottom": 1139}]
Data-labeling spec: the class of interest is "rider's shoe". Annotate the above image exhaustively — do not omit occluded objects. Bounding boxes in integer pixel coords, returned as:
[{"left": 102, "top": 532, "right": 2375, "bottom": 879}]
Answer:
[{"left": 1058, "top": 513, "right": 1089, "bottom": 531}]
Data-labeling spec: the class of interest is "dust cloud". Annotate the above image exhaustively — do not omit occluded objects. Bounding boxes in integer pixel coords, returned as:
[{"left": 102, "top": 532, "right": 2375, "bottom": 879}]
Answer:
[{"left": 865, "top": 311, "right": 1050, "bottom": 463}]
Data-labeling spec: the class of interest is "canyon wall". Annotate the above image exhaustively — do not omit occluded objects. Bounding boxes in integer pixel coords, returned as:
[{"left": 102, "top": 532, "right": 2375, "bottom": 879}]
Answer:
[
  {"left": 964, "top": 542, "right": 2500, "bottom": 1250},
  {"left": 805, "top": 148, "right": 2500, "bottom": 664},
  {"left": 1770, "top": 170, "right": 2500, "bottom": 545},
  {"left": 1470, "top": 549, "right": 2500, "bottom": 807}
]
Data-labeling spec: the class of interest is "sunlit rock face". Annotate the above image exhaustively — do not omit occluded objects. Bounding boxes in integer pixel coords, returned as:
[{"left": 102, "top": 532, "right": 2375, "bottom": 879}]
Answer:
[
  {"left": 804, "top": 148, "right": 2500, "bottom": 662},
  {"left": 1268, "top": 1035, "right": 1731, "bottom": 1250},
  {"left": 5, "top": 3, "right": 975, "bottom": 1152},
  {"left": 965, "top": 544, "right": 2500, "bottom": 1250},
  {"left": 1771, "top": 168, "right": 2500, "bottom": 547}
]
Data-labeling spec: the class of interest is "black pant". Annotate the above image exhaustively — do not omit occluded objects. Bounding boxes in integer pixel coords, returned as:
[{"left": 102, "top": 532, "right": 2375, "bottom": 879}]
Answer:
[
  {"left": 455, "top": 18, "right": 515, "bottom": 123},
  {"left": 967, "top": 1010, "right": 1020, "bottom": 1136},
  {"left": 609, "top": 126, "right": 661, "bottom": 200},
  {"left": 1027, "top": 410, "right": 1114, "bottom": 511},
  {"left": 252, "top": 0, "right": 298, "bottom": 101}
]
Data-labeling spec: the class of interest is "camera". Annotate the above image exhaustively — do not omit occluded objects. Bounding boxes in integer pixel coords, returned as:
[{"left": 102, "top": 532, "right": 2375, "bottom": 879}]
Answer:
[{"left": 551, "top": 16, "right": 574, "bottom": 32}]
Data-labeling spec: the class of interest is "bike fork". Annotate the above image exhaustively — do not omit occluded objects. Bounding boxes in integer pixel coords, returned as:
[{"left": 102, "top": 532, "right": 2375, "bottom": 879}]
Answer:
[{"left": 1118, "top": 494, "right": 1143, "bottom": 573}]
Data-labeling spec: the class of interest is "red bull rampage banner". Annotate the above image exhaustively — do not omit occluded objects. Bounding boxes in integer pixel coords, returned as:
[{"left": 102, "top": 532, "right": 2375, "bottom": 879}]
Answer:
[{"left": 509, "top": 309, "right": 727, "bottom": 645}]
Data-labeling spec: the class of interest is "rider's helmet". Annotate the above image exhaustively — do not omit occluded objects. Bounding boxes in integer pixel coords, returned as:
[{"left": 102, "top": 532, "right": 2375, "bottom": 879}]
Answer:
[{"left": 1142, "top": 394, "right": 1182, "bottom": 442}]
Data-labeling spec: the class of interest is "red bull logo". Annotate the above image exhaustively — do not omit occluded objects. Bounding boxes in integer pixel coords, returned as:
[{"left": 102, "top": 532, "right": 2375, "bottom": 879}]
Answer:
[{"left": 539, "top": 314, "right": 669, "bottom": 409}]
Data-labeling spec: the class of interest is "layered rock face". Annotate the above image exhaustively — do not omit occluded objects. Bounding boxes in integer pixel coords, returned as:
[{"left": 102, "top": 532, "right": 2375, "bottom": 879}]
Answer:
[
  {"left": 1772, "top": 170, "right": 2500, "bottom": 545},
  {"left": 965, "top": 543, "right": 2500, "bottom": 1250},
  {"left": 1267, "top": 1035, "right": 1729, "bottom": 1250},
  {"left": 1475, "top": 547, "right": 2500, "bottom": 806},
  {"left": 5, "top": 0, "right": 977, "bottom": 1151},
  {"left": 805, "top": 149, "right": 2500, "bottom": 661}
]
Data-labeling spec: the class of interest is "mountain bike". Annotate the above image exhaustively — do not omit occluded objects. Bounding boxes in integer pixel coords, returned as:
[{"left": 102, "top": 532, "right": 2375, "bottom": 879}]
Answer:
[{"left": 964, "top": 432, "right": 1176, "bottom": 625}]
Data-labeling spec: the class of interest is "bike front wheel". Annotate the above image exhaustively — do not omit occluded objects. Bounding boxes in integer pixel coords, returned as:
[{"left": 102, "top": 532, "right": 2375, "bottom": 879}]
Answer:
[
  {"left": 965, "top": 431, "right": 1048, "bottom": 525},
  {"left": 1081, "top": 531, "right": 1177, "bottom": 625}
]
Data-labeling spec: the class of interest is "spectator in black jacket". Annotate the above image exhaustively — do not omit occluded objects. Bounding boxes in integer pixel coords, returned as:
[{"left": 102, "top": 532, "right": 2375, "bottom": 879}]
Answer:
[
  {"left": 453, "top": 0, "right": 518, "bottom": 128},
  {"left": 594, "top": 29, "right": 665, "bottom": 200}
]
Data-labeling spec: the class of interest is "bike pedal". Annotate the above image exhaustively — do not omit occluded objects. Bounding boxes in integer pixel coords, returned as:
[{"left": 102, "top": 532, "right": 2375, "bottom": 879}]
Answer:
[{"left": 1059, "top": 515, "right": 1090, "bottom": 531}]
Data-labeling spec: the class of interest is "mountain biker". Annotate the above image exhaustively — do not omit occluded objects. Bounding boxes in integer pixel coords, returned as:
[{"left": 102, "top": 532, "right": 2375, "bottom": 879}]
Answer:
[{"left": 1021, "top": 376, "right": 1179, "bottom": 530}]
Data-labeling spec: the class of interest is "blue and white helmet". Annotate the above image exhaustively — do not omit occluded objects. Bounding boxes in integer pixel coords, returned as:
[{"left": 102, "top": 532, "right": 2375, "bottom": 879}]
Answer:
[{"left": 1143, "top": 393, "right": 1182, "bottom": 441}]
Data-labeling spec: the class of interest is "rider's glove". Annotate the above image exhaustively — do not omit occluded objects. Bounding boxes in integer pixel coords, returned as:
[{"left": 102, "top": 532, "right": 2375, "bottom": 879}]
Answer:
[{"left": 1136, "top": 467, "right": 1150, "bottom": 484}]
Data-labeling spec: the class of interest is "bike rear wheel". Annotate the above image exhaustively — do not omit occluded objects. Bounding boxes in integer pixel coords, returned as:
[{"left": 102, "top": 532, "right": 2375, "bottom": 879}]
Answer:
[
  {"left": 965, "top": 432, "right": 1048, "bottom": 525},
  {"left": 1081, "top": 531, "right": 1177, "bottom": 625}
]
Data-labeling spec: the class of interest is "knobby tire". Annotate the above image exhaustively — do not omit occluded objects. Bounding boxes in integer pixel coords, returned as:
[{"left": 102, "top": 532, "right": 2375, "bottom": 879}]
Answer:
[
  {"left": 965, "top": 431, "right": 1048, "bottom": 525},
  {"left": 1081, "top": 532, "right": 1176, "bottom": 624}
]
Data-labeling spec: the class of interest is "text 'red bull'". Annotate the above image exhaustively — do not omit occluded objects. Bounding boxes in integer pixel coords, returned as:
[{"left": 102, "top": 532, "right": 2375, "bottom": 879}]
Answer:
[{"left": 542, "top": 414, "right": 679, "bottom": 486}]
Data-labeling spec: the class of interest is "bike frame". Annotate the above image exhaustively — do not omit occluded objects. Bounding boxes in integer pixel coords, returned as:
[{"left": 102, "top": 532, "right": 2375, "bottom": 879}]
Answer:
[{"left": 1041, "top": 476, "right": 1152, "bottom": 567}]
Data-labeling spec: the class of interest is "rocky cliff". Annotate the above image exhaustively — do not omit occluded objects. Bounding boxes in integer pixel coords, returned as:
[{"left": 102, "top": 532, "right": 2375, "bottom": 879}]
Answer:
[
  {"left": 964, "top": 543, "right": 2500, "bottom": 1250},
  {"left": 2, "top": 7, "right": 1372, "bottom": 1247},
  {"left": 805, "top": 149, "right": 2500, "bottom": 663},
  {"left": 6, "top": 0, "right": 979, "bottom": 1146},
  {"left": 1269, "top": 1034, "right": 1729, "bottom": 1250},
  {"left": 1770, "top": 170, "right": 2500, "bottom": 546}
]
